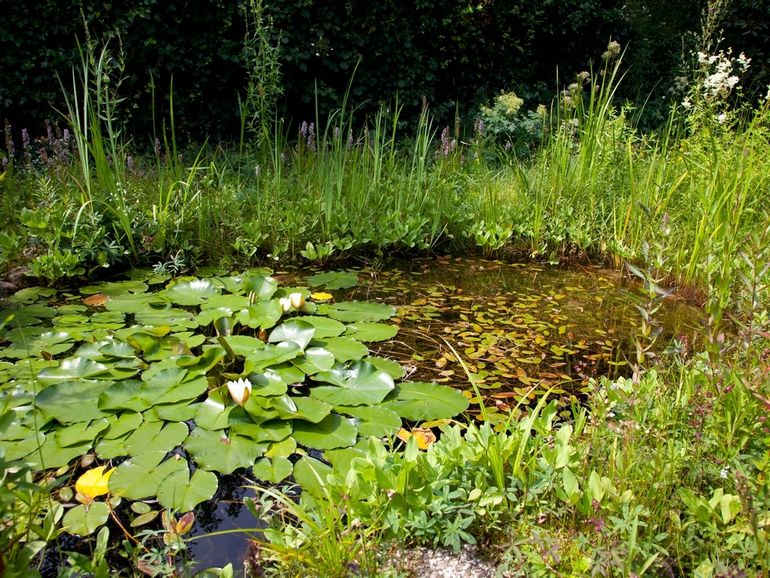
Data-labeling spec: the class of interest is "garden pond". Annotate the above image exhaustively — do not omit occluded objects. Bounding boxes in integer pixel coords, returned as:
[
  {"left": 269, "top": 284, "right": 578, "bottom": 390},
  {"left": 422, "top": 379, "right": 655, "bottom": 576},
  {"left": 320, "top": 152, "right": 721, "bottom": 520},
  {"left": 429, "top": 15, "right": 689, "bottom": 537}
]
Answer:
[{"left": 0, "top": 256, "right": 700, "bottom": 571}]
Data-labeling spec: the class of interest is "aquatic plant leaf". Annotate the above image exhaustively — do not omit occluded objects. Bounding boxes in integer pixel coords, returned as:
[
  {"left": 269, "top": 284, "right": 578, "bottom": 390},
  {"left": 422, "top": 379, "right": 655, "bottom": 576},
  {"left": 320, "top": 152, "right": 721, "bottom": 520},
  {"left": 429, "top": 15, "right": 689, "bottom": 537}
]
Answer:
[
  {"left": 110, "top": 451, "right": 187, "bottom": 501},
  {"left": 184, "top": 428, "right": 266, "bottom": 474},
  {"left": 242, "top": 275, "right": 279, "bottom": 301},
  {"left": 230, "top": 419, "right": 292, "bottom": 443},
  {"left": 334, "top": 405, "right": 402, "bottom": 437},
  {"left": 364, "top": 356, "right": 406, "bottom": 379},
  {"left": 247, "top": 370, "right": 289, "bottom": 397},
  {"left": 3, "top": 431, "right": 45, "bottom": 461},
  {"left": 344, "top": 322, "right": 398, "bottom": 342},
  {"left": 2, "top": 331, "right": 74, "bottom": 359},
  {"left": 298, "top": 316, "right": 346, "bottom": 338},
  {"left": 253, "top": 456, "right": 293, "bottom": 483},
  {"left": 98, "top": 380, "right": 149, "bottom": 412},
  {"left": 382, "top": 382, "right": 469, "bottom": 421},
  {"left": 135, "top": 307, "right": 198, "bottom": 330},
  {"left": 293, "top": 347, "right": 336, "bottom": 375},
  {"left": 124, "top": 421, "right": 189, "bottom": 456},
  {"left": 164, "top": 279, "right": 220, "bottom": 306},
  {"left": 26, "top": 437, "right": 92, "bottom": 469},
  {"left": 292, "top": 456, "right": 333, "bottom": 497},
  {"left": 157, "top": 468, "right": 218, "bottom": 512},
  {"left": 97, "top": 341, "right": 136, "bottom": 359},
  {"left": 194, "top": 394, "right": 234, "bottom": 430},
  {"left": 81, "top": 281, "right": 149, "bottom": 296},
  {"left": 176, "top": 347, "right": 226, "bottom": 376},
  {"left": 245, "top": 342, "right": 302, "bottom": 373},
  {"left": 265, "top": 436, "right": 297, "bottom": 458},
  {"left": 146, "top": 402, "right": 200, "bottom": 422},
  {"left": 62, "top": 502, "right": 110, "bottom": 536},
  {"left": 310, "top": 361, "right": 395, "bottom": 405},
  {"left": 55, "top": 419, "right": 110, "bottom": 447},
  {"left": 237, "top": 300, "right": 283, "bottom": 329},
  {"left": 218, "top": 335, "right": 265, "bottom": 357},
  {"left": 316, "top": 301, "right": 395, "bottom": 323},
  {"left": 105, "top": 293, "right": 165, "bottom": 314},
  {"left": 292, "top": 414, "right": 358, "bottom": 450},
  {"left": 141, "top": 374, "right": 209, "bottom": 406},
  {"left": 35, "top": 380, "right": 111, "bottom": 423},
  {"left": 272, "top": 396, "right": 332, "bottom": 423},
  {"left": 307, "top": 271, "right": 358, "bottom": 290},
  {"left": 37, "top": 357, "right": 112, "bottom": 383},
  {"left": 268, "top": 320, "right": 315, "bottom": 350},
  {"left": 315, "top": 336, "right": 368, "bottom": 362}
]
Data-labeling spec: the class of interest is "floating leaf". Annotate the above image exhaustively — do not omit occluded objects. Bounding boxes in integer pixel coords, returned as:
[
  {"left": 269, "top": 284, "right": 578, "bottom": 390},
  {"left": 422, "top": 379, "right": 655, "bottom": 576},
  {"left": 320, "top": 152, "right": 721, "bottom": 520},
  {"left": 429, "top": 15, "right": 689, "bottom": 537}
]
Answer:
[
  {"left": 37, "top": 357, "right": 112, "bottom": 383},
  {"left": 253, "top": 457, "right": 293, "bottom": 483},
  {"left": 298, "top": 316, "right": 346, "bottom": 338},
  {"left": 334, "top": 405, "right": 402, "bottom": 437},
  {"left": 36, "top": 380, "right": 111, "bottom": 423},
  {"left": 316, "top": 301, "right": 395, "bottom": 323},
  {"left": 184, "top": 428, "right": 266, "bottom": 474},
  {"left": 396, "top": 427, "right": 436, "bottom": 450},
  {"left": 316, "top": 336, "right": 368, "bottom": 362},
  {"left": 344, "top": 323, "right": 398, "bottom": 342},
  {"left": 311, "top": 361, "right": 395, "bottom": 406},
  {"left": 62, "top": 502, "right": 110, "bottom": 536},
  {"left": 292, "top": 414, "right": 358, "bottom": 450},
  {"left": 157, "top": 468, "right": 218, "bottom": 512},
  {"left": 124, "top": 421, "right": 189, "bottom": 456},
  {"left": 382, "top": 382, "right": 469, "bottom": 421},
  {"left": 268, "top": 320, "right": 316, "bottom": 350},
  {"left": 164, "top": 279, "right": 220, "bottom": 306},
  {"left": 307, "top": 271, "right": 358, "bottom": 290},
  {"left": 110, "top": 452, "right": 187, "bottom": 501},
  {"left": 271, "top": 396, "right": 332, "bottom": 423}
]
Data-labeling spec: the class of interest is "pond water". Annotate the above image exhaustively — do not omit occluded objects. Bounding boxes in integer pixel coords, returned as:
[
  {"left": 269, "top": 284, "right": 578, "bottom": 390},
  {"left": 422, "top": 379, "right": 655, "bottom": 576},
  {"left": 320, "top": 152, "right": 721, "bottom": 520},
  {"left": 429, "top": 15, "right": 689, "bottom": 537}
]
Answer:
[
  {"left": 188, "top": 256, "right": 699, "bottom": 569},
  {"left": 0, "top": 256, "right": 700, "bottom": 573}
]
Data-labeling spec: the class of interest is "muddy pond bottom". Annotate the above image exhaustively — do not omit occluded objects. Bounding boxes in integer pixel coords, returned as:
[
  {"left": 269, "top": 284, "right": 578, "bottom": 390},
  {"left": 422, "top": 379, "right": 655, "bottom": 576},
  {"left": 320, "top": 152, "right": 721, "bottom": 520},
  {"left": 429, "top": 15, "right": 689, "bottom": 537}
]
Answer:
[{"left": 281, "top": 256, "right": 699, "bottom": 417}]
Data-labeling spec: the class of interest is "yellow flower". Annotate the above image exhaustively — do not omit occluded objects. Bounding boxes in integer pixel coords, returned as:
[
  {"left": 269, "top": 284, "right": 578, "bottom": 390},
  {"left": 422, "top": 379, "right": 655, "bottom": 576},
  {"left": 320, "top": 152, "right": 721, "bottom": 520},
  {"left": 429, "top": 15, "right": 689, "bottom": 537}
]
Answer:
[
  {"left": 226, "top": 377, "right": 252, "bottom": 406},
  {"left": 310, "top": 292, "right": 333, "bottom": 301},
  {"left": 75, "top": 466, "right": 114, "bottom": 504}
]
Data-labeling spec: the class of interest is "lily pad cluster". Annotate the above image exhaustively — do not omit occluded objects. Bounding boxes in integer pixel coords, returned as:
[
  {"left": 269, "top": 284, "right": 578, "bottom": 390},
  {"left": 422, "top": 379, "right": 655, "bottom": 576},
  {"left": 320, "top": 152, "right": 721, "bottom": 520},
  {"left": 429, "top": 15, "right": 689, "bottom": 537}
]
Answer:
[{"left": 0, "top": 271, "right": 468, "bottom": 533}]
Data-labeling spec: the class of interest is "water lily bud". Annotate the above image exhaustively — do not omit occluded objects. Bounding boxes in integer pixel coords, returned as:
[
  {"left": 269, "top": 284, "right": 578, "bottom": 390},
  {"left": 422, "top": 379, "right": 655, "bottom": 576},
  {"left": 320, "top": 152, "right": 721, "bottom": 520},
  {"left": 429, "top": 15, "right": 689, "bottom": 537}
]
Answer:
[
  {"left": 279, "top": 297, "right": 292, "bottom": 312},
  {"left": 175, "top": 512, "right": 195, "bottom": 536},
  {"left": 226, "top": 378, "right": 253, "bottom": 405},
  {"left": 289, "top": 292, "right": 305, "bottom": 310}
]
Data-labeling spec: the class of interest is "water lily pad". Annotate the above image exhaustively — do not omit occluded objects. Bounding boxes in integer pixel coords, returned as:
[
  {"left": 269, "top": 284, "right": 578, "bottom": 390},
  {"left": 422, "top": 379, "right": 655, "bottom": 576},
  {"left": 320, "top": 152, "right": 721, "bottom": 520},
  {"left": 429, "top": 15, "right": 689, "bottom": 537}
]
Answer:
[
  {"left": 334, "top": 405, "right": 402, "bottom": 437},
  {"left": 245, "top": 342, "right": 302, "bottom": 372},
  {"left": 344, "top": 322, "right": 398, "bottom": 342},
  {"left": 292, "top": 414, "right": 358, "bottom": 450},
  {"left": 124, "top": 421, "right": 189, "bottom": 456},
  {"left": 315, "top": 336, "right": 368, "bottom": 362},
  {"left": 316, "top": 301, "right": 395, "bottom": 323},
  {"left": 135, "top": 307, "right": 198, "bottom": 330},
  {"left": 81, "top": 280, "right": 149, "bottom": 296},
  {"left": 184, "top": 428, "right": 267, "bottom": 474},
  {"left": 242, "top": 275, "right": 279, "bottom": 301},
  {"left": 237, "top": 300, "right": 283, "bottom": 329},
  {"left": 307, "top": 271, "right": 358, "bottom": 290},
  {"left": 311, "top": 361, "right": 395, "bottom": 406},
  {"left": 157, "top": 468, "right": 218, "bottom": 512},
  {"left": 271, "top": 396, "right": 332, "bottom": 423},
  {"left": 37, "top": 357, "right": 112, "bottom": 383},
  {"left": 105, "top": 293, "right": 165, "bottom": 314},
  {"left": 36, "top": 380, "right": 111, "bottom": 423},
  {"left": 253, "top": 456, "right": 293, "bottom": 483},
  {"left": 230, "top": 419, "right": 292, "bottom": 443},
  {"left": 268, "top": 320, "right": 315, "bottom": 350},
  {"left": 164, "top": 279, "right": 220, "bottom": 306},
  {"left": 219, "top": 336, "right": 265, "bottom": 357},
  {"left": 62, "top": 502, "right": 110, "bottom": 536},
  {"left": 194, "top": 394, "right": 234, "bottom": 430},
  {"left": 293, "top": 347, "right": 336, "bottom": 375},
  {"left": 110, "top": 451, "right": 187, "bottom": 501},
  {"left": 247, "top": 370, "right": 289, "bottom": 397},
  {"left": 364, "top": 356, "right": 406, "bottom": 379},
  {"left": 382, "top": 382, "right": 469, "bottom": 421},
  {"left": 55, "top": 419, "right": 110, "bottom": 447},
  {"left": 298, "top": 316, "right": 346, "bottom": 338}
]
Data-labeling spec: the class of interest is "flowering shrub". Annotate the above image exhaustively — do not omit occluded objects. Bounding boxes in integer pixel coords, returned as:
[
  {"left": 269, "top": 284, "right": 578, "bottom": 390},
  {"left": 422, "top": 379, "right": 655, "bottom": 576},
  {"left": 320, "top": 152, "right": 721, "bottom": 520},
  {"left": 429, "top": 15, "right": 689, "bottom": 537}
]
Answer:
[{"left": 477, "top": 90, "right": 545, "bottom": 157}]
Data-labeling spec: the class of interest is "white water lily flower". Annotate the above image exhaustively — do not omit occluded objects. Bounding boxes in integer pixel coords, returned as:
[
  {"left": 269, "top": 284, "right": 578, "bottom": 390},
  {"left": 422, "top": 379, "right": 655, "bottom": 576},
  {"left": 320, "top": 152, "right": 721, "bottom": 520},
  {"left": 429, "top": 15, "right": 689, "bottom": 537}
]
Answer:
[
  {"left": 280, "top": 292, "right": 305, "bottom": 312},
  {"left": 226, "top": 378, "right": 252, "bottom": 406}
]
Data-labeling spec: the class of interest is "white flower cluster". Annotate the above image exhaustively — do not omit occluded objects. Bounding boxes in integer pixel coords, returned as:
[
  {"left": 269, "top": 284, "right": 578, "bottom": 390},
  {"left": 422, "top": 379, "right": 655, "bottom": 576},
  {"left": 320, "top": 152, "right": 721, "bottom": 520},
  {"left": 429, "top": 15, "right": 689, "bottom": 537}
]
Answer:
[{"left": 696, "top": 50, "right": 750, "bottom": 101}]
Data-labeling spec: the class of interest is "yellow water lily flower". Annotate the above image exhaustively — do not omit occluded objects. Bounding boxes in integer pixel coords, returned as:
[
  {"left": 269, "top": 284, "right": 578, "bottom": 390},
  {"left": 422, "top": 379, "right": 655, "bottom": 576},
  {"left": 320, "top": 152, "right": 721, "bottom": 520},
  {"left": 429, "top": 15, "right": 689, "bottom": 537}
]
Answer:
[
  {"left": 75, "top": 466, "right": 114, "bottom": 504},
  {"left": 310, "top": 292, "right": 333, "bottom": 301},
  {"left": 226, "top": 377, "right": 253, "bottom": 406}
]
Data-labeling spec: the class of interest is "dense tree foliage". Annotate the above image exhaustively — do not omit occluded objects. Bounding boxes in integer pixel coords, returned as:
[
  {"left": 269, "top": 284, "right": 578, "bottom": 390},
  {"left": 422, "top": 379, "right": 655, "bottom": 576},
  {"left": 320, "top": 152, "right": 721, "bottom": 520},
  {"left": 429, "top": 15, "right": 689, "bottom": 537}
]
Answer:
[{"left": 1, "top": 0, "right": 766, "bottom": 141}]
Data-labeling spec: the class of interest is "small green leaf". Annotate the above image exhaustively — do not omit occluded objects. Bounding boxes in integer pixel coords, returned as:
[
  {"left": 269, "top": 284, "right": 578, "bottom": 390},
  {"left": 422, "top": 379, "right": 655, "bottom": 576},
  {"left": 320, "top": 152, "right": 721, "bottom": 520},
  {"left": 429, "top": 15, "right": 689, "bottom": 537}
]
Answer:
[{"left": 253, "top": 457, "right": 293, "bottom": 483}]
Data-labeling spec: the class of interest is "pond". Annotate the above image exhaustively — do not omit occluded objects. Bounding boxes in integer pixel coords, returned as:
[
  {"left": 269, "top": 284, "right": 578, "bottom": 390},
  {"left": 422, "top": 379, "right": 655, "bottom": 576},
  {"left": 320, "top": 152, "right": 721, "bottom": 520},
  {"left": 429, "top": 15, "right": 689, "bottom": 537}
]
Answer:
[
  {"left": 0, "top": 256, "right": 700, "bottom": 573},
  {"left": 187, "top": 256, "right": 699, "bottom": 570}
]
